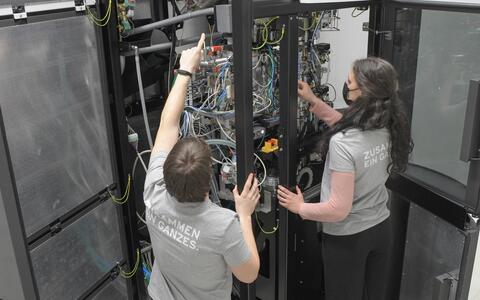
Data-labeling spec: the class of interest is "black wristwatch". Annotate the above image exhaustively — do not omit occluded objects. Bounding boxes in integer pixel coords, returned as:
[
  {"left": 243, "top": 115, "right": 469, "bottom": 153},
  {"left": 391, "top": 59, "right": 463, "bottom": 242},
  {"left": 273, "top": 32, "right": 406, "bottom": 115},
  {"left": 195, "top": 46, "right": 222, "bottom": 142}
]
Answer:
[{"left": 177, "top": 69, "right": 193, "bottom": 78}]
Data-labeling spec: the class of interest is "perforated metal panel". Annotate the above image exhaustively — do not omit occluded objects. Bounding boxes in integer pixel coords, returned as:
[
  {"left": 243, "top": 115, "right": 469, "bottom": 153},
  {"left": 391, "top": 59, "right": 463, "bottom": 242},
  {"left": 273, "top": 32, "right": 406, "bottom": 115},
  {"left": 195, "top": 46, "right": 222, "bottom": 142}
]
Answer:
[
  {"left": 30, "top": 200, "right": 123, "bottom": 300},
  {"left": 0, "top": 16, "right": 114, "bottom": 236},
  {"left": 91, "top": 277, "right": 128, "bottom": 300},
  {"left": 400, "top": 203, "right": 465, "bottom": 300}
]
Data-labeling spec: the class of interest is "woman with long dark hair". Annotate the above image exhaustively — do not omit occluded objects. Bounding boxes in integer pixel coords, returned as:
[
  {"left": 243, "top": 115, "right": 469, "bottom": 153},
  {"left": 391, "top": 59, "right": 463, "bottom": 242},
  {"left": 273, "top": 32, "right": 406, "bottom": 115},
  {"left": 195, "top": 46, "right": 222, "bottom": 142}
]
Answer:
[{"left": 277, "top": 57, "right": 412, "bottom": 300}]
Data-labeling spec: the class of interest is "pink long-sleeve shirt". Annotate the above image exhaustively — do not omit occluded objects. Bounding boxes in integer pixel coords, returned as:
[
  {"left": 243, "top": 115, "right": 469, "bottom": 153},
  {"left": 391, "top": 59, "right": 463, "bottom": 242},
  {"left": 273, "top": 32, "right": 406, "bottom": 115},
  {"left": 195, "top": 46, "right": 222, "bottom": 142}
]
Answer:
[{"left": 299, "top": 99, "right": 355, "bottom": 223}]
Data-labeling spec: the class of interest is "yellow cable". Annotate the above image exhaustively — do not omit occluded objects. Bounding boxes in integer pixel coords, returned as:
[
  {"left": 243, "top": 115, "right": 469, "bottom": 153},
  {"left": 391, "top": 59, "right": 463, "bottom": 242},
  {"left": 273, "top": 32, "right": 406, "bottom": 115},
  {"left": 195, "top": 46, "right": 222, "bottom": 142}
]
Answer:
[
  {"left": 109, "top": 174, "right": 131, "bottom": 205},
  {"left": 265, "top": 16, "right": 279, "bottom": 27},
  {"left": 252, "top": 20, "right": 269, "bottom": 50},
  {"left": 120, "top": 248, "right": 140, "bottom": 278},
  {"left": 88, "top": 8, "right": 111, "bottom": 27},
  {"left": 86, "top": 0, "right": 111, "bottom": 22},
  {"left": 255, "top": 211, "right": 279, "bottom": 235},
  {"left": 252, "top": 17, "right": 285, "bottom": 49},
  {"left": 85, "top": 0, "right": 112, "bottom": 27},
  {"left": 299, "top": 18, "right": 316, "bottom": 31}
]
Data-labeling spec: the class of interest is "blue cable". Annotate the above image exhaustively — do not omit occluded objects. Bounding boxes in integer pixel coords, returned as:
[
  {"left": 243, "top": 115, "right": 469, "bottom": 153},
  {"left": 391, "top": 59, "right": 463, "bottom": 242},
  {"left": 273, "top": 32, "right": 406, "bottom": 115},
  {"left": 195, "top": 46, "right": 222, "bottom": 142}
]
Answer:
[
  {"left": 267, "top": 46, "right": 278, "bottom": 109},
  {"left": 142, "top": 264, "right": 151, "bottom": 280}
]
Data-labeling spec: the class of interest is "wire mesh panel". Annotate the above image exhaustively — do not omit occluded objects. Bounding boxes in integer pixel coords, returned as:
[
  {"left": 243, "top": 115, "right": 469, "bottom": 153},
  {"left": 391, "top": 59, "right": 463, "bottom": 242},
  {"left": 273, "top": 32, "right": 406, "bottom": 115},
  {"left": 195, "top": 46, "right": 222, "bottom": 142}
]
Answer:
[
  {"left": 30, "top": 200, "right": 123, "bottom": 300},
  {"left": 0, "top": 15, "right": 114, "bottom": 236},
  {"left": 91, "top": 277, "right": 128, "bottom": 300},
  {"left": 400, "top": 203, "right": 465, "bottom": 300}
]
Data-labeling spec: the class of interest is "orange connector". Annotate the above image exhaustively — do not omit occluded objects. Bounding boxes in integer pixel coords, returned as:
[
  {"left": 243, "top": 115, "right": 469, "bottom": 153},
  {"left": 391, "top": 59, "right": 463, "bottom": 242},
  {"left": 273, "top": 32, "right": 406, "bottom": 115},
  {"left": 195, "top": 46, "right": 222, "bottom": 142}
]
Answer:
[{"left": 261, "top": 138, "right": 279, "bottom": 153}]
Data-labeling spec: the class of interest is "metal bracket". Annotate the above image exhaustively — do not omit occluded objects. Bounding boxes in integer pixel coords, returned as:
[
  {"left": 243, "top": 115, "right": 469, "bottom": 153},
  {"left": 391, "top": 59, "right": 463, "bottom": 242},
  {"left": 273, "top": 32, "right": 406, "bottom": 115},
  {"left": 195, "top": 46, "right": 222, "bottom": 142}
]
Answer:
[
  {"left": 49, "top": 221, "right": 62, "bottom": 235},
  {"left": 109, "top": 265, "right": 120, "bottom": 280},
  {"left": 12, "top": 6, "right": 27, "bottom": 20},
  {"left": 467, "top": 213, "right": 480, "bottom": 229},
  {"left": 433, "top": 270, "right": 459, "bottom": 300},
  {"left": 375, "top": 30, "right": 392, "bottom": 41},
  {"left": 362, "top": 22, "right": 369, "bottom": 32},
  {"left": 74, "top": 0, "right": 86, "bottom": 12},
  {"left": 366, "top": 27, "right": 393, "bottom": 41}
]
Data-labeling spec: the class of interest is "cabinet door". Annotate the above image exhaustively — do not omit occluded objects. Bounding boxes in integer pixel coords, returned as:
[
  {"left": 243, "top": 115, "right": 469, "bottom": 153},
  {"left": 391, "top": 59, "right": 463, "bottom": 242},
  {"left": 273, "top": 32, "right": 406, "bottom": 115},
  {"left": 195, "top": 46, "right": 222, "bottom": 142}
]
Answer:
[
  {"left": 382, "top": 3, "right": 480, "bottom": 300},
  {"left": 0, "top": 16, "right": 115, "bottom": 236},
  {"left": 388, "top": 4, "right": 480, "bottom": 213},
  {"left": 0, "top": 13, "right": 129, "bottom": 300}
]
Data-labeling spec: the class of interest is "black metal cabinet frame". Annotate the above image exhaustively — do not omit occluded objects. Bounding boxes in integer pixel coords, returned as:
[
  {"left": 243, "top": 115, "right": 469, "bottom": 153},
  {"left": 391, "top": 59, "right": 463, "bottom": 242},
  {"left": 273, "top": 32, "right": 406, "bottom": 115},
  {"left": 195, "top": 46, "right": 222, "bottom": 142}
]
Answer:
[
  {"left": 232, "top": 1, "right": 370, "bottom": 299},
  {"left": 230, "top": 0, "right": 480, "bottom": 299}
]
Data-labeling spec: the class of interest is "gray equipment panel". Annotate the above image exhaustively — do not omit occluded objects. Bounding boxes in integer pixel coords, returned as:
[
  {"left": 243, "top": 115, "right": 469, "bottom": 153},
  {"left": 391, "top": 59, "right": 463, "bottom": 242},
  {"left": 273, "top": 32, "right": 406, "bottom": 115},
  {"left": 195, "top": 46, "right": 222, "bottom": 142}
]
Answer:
[
  {"left": 0, "top": 16, "right": 114, "bottom": 236},
  {"left": 91, "top": 277, "right": 128, "bottom": 300},
  {"left": 30, "top": 200, "right": 123, "bottom": 300},
  {"left": 400, "top": 203, "right": 465, "bottom": 300}
]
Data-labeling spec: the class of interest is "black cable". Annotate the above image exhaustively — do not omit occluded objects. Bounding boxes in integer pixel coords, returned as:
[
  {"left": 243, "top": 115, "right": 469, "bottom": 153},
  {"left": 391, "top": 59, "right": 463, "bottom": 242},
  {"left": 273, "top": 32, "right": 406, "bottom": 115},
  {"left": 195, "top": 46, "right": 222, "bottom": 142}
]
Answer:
[
  {"left": 326, "top": 83, "right": 337, "bottom": 102},
  {"left": 167, "top": 25, "right": 177, "bottom": 93},
  {"left": 166, "top": 2, "right": 179, "bottom": 94},
  {"left": 351, "top": 8, "right": 367, "bottom": 18},
  {"left": 169, "top": 0, "right": 181, "bottom": 16}
]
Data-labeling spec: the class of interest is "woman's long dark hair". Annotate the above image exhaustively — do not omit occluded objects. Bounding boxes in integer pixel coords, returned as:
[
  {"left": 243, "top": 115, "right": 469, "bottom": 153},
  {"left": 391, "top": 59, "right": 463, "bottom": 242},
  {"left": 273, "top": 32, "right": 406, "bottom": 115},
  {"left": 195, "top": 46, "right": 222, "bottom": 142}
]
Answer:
[{"left": 318, "top": 57, "right": 413, "bottom": 174}]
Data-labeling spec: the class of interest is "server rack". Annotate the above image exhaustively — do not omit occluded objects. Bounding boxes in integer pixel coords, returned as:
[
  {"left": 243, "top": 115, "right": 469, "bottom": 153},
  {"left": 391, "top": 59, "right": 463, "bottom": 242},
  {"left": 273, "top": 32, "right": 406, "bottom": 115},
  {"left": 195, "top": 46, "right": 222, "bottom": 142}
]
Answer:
[
  {"left": 231, "top": 2, "right": 372, "bottom": 299},
  {"left": 0, "top": 2, "right": 139, "bottom": 299}
]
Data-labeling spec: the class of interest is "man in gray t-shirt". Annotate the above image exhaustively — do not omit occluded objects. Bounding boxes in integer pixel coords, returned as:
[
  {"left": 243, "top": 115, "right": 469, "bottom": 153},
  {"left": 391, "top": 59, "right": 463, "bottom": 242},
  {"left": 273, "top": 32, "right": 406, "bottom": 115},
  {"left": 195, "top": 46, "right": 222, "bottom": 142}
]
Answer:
[
  {"left": 143, "top": 34, "right": 260, "bottom": 300},
  {"left": 144, "top": 153, "right": 255, "bottom": 300}
]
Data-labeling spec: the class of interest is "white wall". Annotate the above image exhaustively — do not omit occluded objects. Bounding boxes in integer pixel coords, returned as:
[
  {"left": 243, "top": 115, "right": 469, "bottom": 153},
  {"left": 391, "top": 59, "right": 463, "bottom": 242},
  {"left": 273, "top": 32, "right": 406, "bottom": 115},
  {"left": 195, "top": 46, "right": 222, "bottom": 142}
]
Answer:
[
  {"left": 468, "top": 234, "right": 480, "bottom": 300},
  {"left": 316, "top": 8, "right": 370, "bottom": 109}
]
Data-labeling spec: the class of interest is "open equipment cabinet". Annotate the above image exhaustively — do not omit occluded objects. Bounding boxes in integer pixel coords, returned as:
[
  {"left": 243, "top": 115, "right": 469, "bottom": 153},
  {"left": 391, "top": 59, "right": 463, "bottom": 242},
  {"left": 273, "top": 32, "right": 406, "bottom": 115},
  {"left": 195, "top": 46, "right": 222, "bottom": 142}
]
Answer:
[{"left": 0, "top": 0, "right": 479, "bottom": 300}]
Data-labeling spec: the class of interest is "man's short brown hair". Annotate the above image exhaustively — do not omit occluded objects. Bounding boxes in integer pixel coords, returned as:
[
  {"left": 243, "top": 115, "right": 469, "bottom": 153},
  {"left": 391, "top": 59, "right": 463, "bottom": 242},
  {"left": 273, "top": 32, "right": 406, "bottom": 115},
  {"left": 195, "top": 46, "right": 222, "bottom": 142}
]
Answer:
[{"left": 163, "top": 137, "right": 212, "bottom": 202}]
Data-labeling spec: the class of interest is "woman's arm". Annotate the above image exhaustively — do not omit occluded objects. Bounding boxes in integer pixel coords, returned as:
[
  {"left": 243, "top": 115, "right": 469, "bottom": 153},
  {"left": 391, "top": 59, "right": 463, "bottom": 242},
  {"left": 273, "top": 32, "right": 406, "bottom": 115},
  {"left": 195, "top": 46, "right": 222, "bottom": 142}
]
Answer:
[
  {"left": 277, "top": 170, "right": 354, "bottom": 222},
  {"left": 299, "top": 170, "right": 354, "bottom": 222},
  {"left": 298, "top": 80, "right": 342, "bottom": 127},
  {"left": 308, "top": 98, "right": 343, "bottom": 127}
]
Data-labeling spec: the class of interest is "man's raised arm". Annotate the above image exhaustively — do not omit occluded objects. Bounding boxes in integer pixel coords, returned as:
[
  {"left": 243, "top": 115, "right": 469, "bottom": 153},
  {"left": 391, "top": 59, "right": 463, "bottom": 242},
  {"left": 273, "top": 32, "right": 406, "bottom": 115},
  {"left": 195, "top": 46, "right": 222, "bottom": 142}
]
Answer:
[{"left": 152, "top": 33, "right": 205, "bottom": 154}]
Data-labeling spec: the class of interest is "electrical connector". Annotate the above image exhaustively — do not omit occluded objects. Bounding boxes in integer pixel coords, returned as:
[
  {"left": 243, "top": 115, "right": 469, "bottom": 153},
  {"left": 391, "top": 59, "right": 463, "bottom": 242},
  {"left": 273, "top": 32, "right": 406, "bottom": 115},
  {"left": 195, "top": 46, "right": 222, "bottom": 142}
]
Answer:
[
  {"left": 128, "top": 132, "right": 139, "bottom": 150},
  {"left": 261, "top": 138, "right": 279, "bottom": 153}
]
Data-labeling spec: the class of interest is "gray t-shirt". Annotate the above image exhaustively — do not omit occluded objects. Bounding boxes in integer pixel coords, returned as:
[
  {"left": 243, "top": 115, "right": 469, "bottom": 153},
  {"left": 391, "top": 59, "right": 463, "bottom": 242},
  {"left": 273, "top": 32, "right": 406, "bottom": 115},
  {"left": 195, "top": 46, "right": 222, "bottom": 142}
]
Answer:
[
  {"left": 143, "top": 151, "right": 251, "bottom": 300},
  {"left": 321, "top": 128, "right": 391, "bottom": 236}
]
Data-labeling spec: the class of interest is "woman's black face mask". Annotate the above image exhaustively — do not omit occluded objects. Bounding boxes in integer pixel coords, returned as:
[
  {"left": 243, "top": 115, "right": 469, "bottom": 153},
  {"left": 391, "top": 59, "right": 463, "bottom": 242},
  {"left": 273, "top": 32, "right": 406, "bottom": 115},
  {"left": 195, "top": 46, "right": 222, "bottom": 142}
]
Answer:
[{"left": 342, "top": 82, "right": 359, "bottom": 106}]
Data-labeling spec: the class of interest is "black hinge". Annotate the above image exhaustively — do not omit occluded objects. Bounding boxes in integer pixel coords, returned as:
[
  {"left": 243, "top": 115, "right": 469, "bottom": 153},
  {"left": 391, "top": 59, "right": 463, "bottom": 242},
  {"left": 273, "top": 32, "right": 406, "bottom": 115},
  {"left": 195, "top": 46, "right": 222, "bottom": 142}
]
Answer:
[{"left": 109, "top": 265, "right": 120, "bottom": 280}]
